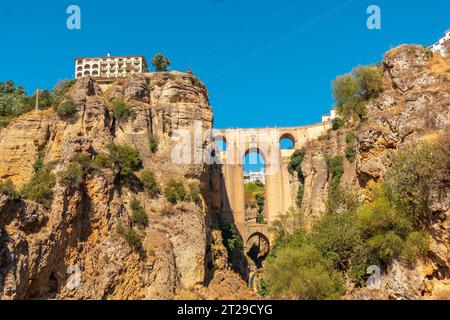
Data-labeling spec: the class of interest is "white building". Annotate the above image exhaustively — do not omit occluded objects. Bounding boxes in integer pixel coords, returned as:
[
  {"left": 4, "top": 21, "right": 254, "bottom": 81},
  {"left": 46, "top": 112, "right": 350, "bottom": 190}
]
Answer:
[
  {"left": 74, "top": 54, "right": 148, "bottom": 79},
  {"left": 321, "top": 109, "right": 337, "bottom": 123},
  {"left": 430, "top": 29, "right": 450, "bottom": 57},
  {"left": 244, "top": 171, "right": 265, "bottom": 184}
]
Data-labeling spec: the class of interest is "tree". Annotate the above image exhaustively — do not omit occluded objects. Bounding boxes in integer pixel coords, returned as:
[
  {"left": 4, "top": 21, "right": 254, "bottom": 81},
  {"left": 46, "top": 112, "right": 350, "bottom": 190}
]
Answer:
[
  {"left": 151, "top": 53, "right": 171, "bottom": 72},
  {"left": 164, "top": 179, "right": 186, "bottom": 204},
  {"left": 112, "top": 98, "right": 131, "bottom": 122},
  {"left": 353, "top": 66, "right": 384, "bottom": 100},
  {"left": 332, "top": 65, "right": 383, "bottom": 122},
  {"left": 264, "top": 243, "right": 345, "bottom": 300},
  {"left": 141, "top": 170, "right": 159, "bottom": 197},
  {"left": 149, "top": 133, "right": 158, "bottom": 153},
  {"left": 288, "top": 148, "right": 306, "bottom": 182},
  {"left": 21, "top": 166, "right": 56, "bottom": 209},
  {"left": 106, "top": 143, "right": 142, "bottom": 177},
  {"left": 0, "top": 80, "right": 29, "bottom": 120},
  {"left": 130, "top": 198, "right": 149, "bottom": 227},
  {"left": 55, "top": 98, "right": 77, "bottom": 118}
]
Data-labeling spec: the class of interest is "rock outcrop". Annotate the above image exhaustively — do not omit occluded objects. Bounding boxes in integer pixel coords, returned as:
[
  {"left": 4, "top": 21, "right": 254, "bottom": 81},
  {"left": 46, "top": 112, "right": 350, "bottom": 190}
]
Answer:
[
  {"left": 296, "top": 45, "right": 450, "bottom": 299},
  {"left": 0, "top": 72, "right": 251, "bottom": 300}
]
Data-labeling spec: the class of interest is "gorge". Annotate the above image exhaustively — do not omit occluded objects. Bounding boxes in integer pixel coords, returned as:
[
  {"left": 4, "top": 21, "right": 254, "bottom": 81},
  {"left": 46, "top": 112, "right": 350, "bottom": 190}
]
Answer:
[{"left": 0, "top": 44, "right": 449, "bottom": 300}]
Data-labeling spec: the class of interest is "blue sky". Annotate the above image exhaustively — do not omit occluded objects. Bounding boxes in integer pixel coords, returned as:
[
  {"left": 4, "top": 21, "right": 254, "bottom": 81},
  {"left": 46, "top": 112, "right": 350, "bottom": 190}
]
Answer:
[{"left": 1, "top": 0, "right": 448, "bottom": 131}]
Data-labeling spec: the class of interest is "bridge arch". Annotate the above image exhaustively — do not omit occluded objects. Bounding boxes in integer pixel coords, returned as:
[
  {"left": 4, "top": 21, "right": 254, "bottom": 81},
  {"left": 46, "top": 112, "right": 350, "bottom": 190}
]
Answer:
[
  {"left": 279, "top": 132, "right": 296, "bottom": 150},
  {"left": 213, "top": 135, "right": 227, "bottom": 152},
  {"left": 246, "top": 232, "right": 270, "bottom": 268},
  {"left": 242, "top": 147, "right": 267, "bottom": 167}
]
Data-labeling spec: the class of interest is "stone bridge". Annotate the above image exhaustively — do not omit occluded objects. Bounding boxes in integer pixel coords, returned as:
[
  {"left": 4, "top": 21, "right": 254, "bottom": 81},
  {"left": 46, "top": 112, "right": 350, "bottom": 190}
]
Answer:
[{"left": 212, "top": 122, "right": 330, "bottom": 260}]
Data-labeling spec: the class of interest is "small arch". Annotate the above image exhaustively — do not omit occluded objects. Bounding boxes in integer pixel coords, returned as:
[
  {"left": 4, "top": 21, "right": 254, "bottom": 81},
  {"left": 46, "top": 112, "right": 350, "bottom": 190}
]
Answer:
[
  {"left": 76, "top": 72, "right": 82, "bottom": 78},
  {"left": 279, "top": 133, "right": 295, "bottom": 150},
  {"left": 84, "top": 64, "right": 91, "bottom": 69},
  {"left": 213, "top": 135, "right": 227, "bottom": 152},
  {"left": 83, "top": 70, "right": 91, "bottom": 76},
  {"left": 246, "top": 232, "right": 270, "bottom": 268},
  {"left": 92, "top": 64, "right": 99, "bottom": 69},
  {"left": 243, "top": 148, "right": 266, "bottom": 173},
  {"left": 92, "top": 70, "right": 99, "bottom": 76}
]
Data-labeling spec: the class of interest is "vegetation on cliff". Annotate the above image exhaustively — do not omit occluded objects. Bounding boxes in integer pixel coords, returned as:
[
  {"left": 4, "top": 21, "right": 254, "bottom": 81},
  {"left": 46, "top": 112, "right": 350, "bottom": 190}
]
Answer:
[
  {"left": 244, "top": 181, "right": 265, "bottom": 223},
  {"left": 288, "top": 148, "right": 306, "bottom": 208},
  {"left": 0, "top": 80, "right": 75, "bottom": 126},
  {"left": 262, "top": 134, "right": 448, "bottom": 299},
  {"left": 332, "top": 65, "right": 383, "bottom": 122}
]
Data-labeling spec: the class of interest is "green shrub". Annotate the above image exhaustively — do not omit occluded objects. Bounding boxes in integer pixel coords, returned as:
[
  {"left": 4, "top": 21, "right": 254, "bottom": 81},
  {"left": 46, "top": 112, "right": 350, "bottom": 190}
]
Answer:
[
  {"left": 0, "top": 179, "right": 21, "bottom": 200},
  {"left": 345, "top": 132, "right": 357, "bottom": 144},
  {"left": 296, "top": 184, "right": 304, "bottom": 208},
  {"left": 73, "top": 153, "right": 96, "bottom": 173},
  {"left": 130, "top": 198, "right": 149, "bottom": 227},
  {"left": 256, "top": 213, "right": 265, "bottom": 224},
  {"left": 256, "top": 279, "right": 270, "bottom": 297},
  {"left": 113, "top": 99, "right": 130, "bottom": 122},
  {"left": 164, "top": 179, "right": 186, "bottom": 204},
  {"left": 384, "top": 137, "right": 449, "bottom": 224},
  {"left": 222, "top": 224, "right": 243, "bottom": 254},
  {"left": 51, "top": 79, "right": 75, "bottom": 108},
  {"left": 141, "top": 170, "right": 159, "bottom": 197},
  {"left": 21, "top": 166, "right": 56, "bottom": 209},
  {"left": 326, "top": 186, "right": 359, "bottom": 216},
  {"left": 58, "top": 163, "right": 84, "bottom": 188},
  {"left": 269, "top": 207, "right": 304, "bottom": 244},
  {"left": 255, "top": 193, "right": 265, "bottom": 214},
  {"left": 345, "top": 131, "right": 357, "bottom": 163},
  {"left": 33, "top": 146, "right": 46, "bottom": 172},
  {"left": 149, "top": 133, "right": 158, "bottom": 153},
  {"left": 326, "top": 155, "right": 344, "bottom": 193},
  {"left": 189, "top": 182, "right": 201, "bottom": 204},
  {"left": 55, "top": 98, "right": 77, "bottom": 118},
  {"left": 107, "top": 143, "right": 142, "bottom": 177},
  {"left": 94, "top": 152, "right": 113, "bottom": 168},
  {"left": 331, "top": 118, "right": 343, "bottom": 130},
  {"left": 366, "top": 231, "right": 403, "bottom": 264},
  {"left": 117, "top": 223, "right": 143, "bottom": 251},
  {"left": 403, "top": 231, "right": 429, "bottom": 261},
  {"left": 151, "top": 53, "right": 171, "bottom": 72},
  {"left": 312, "top": 210, "right": 364, "bottom": 272},
  {"left": 357, "top": 183, "right": 428, "bottom": 266},
  {"left": 288, "top": 148, "right": 306, "bottom": 181},
  {"left": 345, "top": 145, "right": 356, "bottom": 163},
  {"left": 264, "top": 243, "right": 345, "bottom": 300}
]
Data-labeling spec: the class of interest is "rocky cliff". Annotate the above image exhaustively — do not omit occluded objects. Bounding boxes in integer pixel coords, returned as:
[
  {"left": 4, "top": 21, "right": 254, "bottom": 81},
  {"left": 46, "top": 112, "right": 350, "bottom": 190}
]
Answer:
[
  {"left": 0, "top": 72, "right": 253, "bottom": 299},
  {"left": 297, "top": 45, "right": 449, "bottom": 299}
]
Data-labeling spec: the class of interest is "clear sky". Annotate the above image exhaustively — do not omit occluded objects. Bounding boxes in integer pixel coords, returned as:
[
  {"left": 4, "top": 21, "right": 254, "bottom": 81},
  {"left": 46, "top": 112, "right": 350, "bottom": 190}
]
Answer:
[{"left": 1, "top": 0, "right": 448, "bottom": 130}]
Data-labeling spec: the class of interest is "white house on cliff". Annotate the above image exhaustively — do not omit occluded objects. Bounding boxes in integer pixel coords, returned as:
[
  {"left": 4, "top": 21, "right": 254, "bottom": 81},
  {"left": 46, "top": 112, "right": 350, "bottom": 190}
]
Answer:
[{"left": 430, "top": 29, "right": 450, "bottom": 57}]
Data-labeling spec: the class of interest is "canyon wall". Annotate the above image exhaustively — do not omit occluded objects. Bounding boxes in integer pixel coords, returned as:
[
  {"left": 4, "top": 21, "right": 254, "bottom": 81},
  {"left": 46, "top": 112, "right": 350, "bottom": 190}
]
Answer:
[{"left": 0, "top": 72, "right": 252, "bottom": 299}]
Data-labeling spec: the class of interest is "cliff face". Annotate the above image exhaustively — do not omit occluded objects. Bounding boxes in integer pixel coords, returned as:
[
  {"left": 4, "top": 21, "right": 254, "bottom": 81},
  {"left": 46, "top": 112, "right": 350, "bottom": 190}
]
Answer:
[
  {"left": 0, "top": 72, "right": 252, "bottom": 300},
  {"left": 297, "top": 45, "right": 450, "bottom": 299}
]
